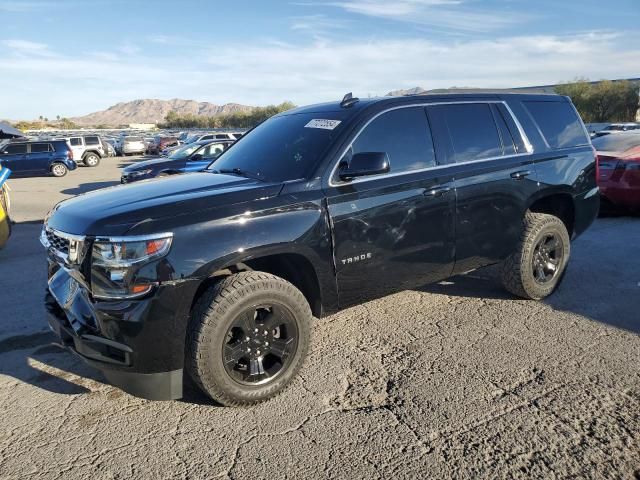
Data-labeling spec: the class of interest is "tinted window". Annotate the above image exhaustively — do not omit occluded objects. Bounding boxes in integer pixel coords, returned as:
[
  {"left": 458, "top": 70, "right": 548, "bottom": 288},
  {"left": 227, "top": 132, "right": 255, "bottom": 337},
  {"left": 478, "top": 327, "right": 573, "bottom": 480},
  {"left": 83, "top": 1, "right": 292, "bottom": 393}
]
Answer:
[
  {"left": 4, "top": 144, "right": 27, "bottom": 154},
  {"left": 496, "top": 103, "right": 527, "bottom": 153},
  {"left": 435, "top": 103, "right": 502, "bottom": 162},
  {"left": 491, "top": 105, "right": 516, "bottom": 155},
  {"left": 70, "top": 138, "right": 82, "bottom": 146},
  {"left": 84, "top": 136, "right": 100, "bottom": 145},
  {"left": 30, "top": 143, "right": 51, "bottom": 153},
  {"left": 523, "top": 101, "right": 588, "bottom": 149},
  {"left": 125, "top": 137, "right": 143, "bottom": 142},
  {"left": 346, "top": 107, "right": 435, "bottom": 174},
  {"left": 209, "top": 112, "right": 346, "bottom": 182}
]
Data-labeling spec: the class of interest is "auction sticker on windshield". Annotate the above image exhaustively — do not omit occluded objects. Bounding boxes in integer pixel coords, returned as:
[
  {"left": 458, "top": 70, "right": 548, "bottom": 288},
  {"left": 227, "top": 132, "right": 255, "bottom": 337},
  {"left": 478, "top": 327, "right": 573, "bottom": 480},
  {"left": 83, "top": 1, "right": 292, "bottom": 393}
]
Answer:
[{"left": 305, "top": 119, "right": 341, "bottom": 130}]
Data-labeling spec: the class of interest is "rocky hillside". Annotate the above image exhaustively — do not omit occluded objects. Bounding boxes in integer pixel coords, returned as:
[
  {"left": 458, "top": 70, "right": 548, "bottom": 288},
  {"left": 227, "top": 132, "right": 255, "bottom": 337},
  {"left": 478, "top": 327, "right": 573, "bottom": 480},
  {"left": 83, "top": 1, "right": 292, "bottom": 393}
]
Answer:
[{"left": 72, "top": 98, "right": 254, "bottom": 126}]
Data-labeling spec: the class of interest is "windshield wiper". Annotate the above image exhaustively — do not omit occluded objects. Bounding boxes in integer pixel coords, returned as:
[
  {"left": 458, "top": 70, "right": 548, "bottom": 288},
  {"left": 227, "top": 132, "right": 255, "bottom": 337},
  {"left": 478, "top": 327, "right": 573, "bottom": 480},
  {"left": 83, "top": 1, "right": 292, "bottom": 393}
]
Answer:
[{"left": 211, "top": 168, "right": 263, "bottom": 181}]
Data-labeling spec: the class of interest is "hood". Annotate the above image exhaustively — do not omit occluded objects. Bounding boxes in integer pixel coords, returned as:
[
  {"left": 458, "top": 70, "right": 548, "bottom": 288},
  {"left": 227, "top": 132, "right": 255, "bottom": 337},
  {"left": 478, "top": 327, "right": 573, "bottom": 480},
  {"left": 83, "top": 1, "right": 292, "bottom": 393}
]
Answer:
[
  {"left": 48, "top": 172, "right": 282, "bottom": 236},
  {"left": 123, "top": 157, "right": 182, "bottom": 172}
]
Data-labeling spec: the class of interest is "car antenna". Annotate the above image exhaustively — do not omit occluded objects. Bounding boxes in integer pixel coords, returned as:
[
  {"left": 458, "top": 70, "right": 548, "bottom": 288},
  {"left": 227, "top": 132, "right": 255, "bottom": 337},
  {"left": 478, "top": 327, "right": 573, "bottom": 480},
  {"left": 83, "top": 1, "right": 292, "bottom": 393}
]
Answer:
[{"left": 340, "top": 92, "right": 359, "bottom": 108}]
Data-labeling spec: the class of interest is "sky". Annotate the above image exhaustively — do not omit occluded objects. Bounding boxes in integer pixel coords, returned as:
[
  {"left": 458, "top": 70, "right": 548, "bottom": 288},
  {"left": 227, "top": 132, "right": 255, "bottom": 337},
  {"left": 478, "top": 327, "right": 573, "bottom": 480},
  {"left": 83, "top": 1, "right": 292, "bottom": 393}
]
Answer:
[{"left": 1, "top": 0, "right": 639, "bottom": 119}]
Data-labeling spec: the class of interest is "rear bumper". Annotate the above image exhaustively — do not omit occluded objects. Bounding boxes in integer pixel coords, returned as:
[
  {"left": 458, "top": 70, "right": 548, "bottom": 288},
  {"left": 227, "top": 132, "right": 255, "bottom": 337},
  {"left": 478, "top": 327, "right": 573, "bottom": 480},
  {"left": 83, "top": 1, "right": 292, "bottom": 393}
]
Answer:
[{"left": 45, "top": 265, "right": 200, "bottom": 400}]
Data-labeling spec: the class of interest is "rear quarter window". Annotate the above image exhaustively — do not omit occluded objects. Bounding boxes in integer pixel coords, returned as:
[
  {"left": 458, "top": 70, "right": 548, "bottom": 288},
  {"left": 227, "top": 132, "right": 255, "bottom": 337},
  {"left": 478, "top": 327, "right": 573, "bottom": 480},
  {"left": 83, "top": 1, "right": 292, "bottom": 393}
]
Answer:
[
  {"left": 523, "top": 100, "right": 588, "bottom": 149},
  {"left": 84, "top": 136, "right": 100, "bottom": 145}
]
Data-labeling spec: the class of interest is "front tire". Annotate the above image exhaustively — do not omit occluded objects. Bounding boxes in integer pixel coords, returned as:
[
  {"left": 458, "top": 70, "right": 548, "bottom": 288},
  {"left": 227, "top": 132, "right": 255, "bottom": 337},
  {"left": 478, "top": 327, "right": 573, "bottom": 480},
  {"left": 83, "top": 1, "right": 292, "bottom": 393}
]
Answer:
[
  {"left": 501, "top": 212, "right": 570, "bottom": 300},
  {"left": 186, "top": 272, "right": 312, "bottom": 406},
  {"left": 50, "top": 163, "right": 68, "bottom": 177}
]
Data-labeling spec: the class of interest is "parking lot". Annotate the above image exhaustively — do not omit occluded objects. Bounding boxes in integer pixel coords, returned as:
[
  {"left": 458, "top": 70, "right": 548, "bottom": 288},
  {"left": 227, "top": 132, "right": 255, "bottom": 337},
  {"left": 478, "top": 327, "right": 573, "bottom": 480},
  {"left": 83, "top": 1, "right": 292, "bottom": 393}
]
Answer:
[{"left": 0, "top": 157, "right": 638, "bottom": 479}]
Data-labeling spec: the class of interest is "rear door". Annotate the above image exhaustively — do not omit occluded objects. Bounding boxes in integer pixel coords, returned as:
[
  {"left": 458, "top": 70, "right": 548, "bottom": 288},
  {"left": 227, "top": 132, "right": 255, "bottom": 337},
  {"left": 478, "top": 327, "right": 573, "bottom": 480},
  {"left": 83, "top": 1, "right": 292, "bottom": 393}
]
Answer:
[
  {"left": 0, "top": 143, "right": 29, "bottom": 174},
  {"left": 325, "top": 106, "right": 456, "bottom": 307},
  {"left": 27, "top": 142, "right": 54, "bottom": 173},
  {"left": 426, "top": 101, "right": 538, "bottom": 274}
]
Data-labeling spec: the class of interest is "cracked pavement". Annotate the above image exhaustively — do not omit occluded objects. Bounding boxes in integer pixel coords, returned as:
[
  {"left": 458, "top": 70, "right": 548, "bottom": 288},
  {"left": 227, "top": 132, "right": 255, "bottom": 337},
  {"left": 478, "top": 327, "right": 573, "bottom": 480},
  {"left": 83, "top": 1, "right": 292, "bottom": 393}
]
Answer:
[{"left": 1, "top": 160, "right": 639, "bottom": 479}]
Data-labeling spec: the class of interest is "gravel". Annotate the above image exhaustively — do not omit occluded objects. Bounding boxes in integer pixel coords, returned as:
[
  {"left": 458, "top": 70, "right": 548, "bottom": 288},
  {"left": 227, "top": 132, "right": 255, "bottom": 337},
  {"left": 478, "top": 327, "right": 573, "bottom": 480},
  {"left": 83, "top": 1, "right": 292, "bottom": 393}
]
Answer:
[{"left": 0, "top": 157, "right": 638, "bottom": 479}]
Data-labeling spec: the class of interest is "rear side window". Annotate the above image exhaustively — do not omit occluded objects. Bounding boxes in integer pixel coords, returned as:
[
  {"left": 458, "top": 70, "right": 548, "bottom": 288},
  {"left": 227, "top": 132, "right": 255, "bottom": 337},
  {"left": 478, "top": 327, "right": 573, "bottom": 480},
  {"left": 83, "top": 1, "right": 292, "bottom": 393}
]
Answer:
[
  {"left": 4, "top": 144, "right": 27, "bottom": 154},
  {"left": 70, "top": 138, "right": 82, "bottom": 146},
  {"left": 347, "top": 107, "right": 436, "bottom": 174},
  {"left": 433, "top": 103, "right": 502, "bottom": 162},
  {"left": 84, "top": 136, "right": 100, "bottom": 145},
  {"left": 30, "top": 143, "right": 52, "bottom": 153},
  {"left": 523, "top": 101, "right": 588, "bottom": 149}
]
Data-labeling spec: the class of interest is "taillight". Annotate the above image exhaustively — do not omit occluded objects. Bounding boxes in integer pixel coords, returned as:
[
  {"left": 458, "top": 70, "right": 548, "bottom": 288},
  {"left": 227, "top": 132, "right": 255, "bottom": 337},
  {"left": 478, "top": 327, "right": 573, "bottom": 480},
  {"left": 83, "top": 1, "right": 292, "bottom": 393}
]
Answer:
[
  {"left": 593, "top": 146, "right": 599, "bottom": 180},
  {"left": 67, "top": 149, "right": 73, "bottom": 160}
]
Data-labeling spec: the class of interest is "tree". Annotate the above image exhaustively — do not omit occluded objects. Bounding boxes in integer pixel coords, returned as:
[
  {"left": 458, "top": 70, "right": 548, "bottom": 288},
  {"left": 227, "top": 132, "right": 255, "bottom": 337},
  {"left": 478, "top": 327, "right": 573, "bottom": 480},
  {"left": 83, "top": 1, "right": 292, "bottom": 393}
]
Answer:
[
  {"left": 56, "top": 115, "right": 60, "bottom": 121},
  {"left": 555, "top": 79, "right": 639, "bottom": 123},
  {"left": 160, "top": 102, "right": 296, "bottom": 129}
]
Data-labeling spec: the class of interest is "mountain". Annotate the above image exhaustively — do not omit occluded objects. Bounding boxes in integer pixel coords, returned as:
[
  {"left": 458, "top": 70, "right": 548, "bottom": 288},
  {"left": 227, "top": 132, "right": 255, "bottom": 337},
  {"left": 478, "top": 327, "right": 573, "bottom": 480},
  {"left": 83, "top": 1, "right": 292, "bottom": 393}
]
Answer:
[
  {"left": 386, "top": 87, "right": 428, "bottom": 96},
  {"left": 71, "top": 98, "right": 254, "bottom": 126}
]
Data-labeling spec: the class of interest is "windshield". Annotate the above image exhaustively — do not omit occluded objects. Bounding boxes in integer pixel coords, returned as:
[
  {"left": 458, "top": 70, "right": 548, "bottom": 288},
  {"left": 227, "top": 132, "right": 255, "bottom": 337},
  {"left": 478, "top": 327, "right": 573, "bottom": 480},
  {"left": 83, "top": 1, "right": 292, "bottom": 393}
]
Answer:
[
  {"left": 592, "top": 134, "right": 640, "bottom": 152},
  {"left": 207, "top": 112, "right": 346, "bottom": 182},
  {"left": 168, "top": 143, "right": 200, "bottom": 159}
]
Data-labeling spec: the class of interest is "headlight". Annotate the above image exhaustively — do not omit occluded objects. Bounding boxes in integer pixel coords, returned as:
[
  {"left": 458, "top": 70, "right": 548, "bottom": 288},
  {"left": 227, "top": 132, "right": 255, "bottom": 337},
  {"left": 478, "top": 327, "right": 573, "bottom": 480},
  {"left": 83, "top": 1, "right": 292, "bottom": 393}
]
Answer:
[{"left": 91, "top": 233, "right": 173, "bottom": 299}]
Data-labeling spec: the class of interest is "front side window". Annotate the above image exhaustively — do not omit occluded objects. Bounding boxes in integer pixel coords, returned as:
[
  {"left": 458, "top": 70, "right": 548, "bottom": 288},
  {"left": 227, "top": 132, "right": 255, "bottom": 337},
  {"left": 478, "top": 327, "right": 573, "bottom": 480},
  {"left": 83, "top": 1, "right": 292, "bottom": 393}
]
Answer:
[
  {"left": 201, "top": 143, "right": 226, "bottom": 159},
  {"left": 342, "top": 107, "right": 436, "bottom": 175},
  {"left": 30, "top": 143, "right": 51, "bottom": 153},
  {"left": 3, "top": 144, "right": 27, "bottom": 154},
  {"left": 70, "top": 138, "right": 82, "bottom": 146},
  {"left": 433, "top": 103, "right": 503, "bottom": 163}
]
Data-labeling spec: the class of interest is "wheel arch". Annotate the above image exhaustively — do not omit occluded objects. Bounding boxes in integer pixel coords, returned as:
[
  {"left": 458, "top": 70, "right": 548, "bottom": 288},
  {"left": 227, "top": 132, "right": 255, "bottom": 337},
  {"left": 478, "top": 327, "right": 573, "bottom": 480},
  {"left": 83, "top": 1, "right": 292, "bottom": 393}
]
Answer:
[
  {"left": 190, "top": 251, "right": 325, "bottom": 319},
  {"left": 527, "top": 192, "right": 575, "bottom": 237}
]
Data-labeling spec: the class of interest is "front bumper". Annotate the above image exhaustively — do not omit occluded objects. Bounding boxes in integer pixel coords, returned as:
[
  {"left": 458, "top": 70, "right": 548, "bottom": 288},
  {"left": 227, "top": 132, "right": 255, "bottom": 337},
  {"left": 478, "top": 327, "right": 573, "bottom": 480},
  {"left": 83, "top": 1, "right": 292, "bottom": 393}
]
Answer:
[{"left": 45, "top": 264, "right": 199, "bottom": 400}]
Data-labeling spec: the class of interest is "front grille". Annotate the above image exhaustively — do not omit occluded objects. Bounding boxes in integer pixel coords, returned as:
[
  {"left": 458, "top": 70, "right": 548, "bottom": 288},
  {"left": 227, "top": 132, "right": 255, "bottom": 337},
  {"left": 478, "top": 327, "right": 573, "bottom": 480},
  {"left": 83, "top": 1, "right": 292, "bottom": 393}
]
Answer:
[{"left": 46, "top": 229, "right": 69, "bottom": 255}]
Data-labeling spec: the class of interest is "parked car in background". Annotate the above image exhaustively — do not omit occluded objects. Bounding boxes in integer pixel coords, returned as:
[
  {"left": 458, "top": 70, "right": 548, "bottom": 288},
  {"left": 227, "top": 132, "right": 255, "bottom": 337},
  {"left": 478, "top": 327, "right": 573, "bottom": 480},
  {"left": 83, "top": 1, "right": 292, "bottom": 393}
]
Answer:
[
  {"left": 593, "top": 132, "right": 640, "bottom": 211},
  {"left": 121, "top": 136, "right": 146, "bottom": 156},
  {"left": 121, "top": 140, "right": 232, "bottom": 183},
  {"left": 0, "top": 164, "right": 11, "bottom": 249},
  {"left": 0, "top": 140, "right": 76, "bottom": 177},
  {"left": 59, "top": 135, "right": 105, "bottom": 167},
  {"left": 147, "top": 136, "right": 179, "bottom": 155},
  {"left": 594, "top": 123, "right": 640, "bottom": 138},
  {"left": 102, "top": 138, "right": 116, "bottom": 157}
]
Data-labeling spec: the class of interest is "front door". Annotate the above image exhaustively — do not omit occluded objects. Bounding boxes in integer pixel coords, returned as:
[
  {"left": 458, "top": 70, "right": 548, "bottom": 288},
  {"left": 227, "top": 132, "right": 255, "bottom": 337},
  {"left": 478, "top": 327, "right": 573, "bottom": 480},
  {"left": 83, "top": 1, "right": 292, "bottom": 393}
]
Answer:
[
  {"left": 0, "top": 143, "right": 29, "bottom": 174},
  {"left": 324, "top": 106, "right": 456, "bottom": 308}
]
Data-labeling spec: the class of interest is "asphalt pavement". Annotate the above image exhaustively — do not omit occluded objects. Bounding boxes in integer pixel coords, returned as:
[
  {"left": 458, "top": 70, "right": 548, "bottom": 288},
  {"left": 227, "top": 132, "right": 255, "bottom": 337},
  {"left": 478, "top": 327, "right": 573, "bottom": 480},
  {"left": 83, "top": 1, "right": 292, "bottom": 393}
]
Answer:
[{"left": 0, "top": 157, "right": 638, "bottom": 479}]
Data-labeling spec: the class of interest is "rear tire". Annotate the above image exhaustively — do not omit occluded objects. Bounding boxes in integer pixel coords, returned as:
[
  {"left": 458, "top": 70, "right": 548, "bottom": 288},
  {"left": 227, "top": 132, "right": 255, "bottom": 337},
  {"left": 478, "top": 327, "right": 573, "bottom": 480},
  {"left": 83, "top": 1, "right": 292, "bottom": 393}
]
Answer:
[
  {"left": 501, "top": 212, "right": 570, "bottom": 300},
  {"left": 83, "top": 153, "right": 100, "bottom": 167},
  {"left": 186, "top": 272, "right": 312, "bottom": 406},
  {"left": 50, "top": 163, "right": 68, "bottom": 177}
]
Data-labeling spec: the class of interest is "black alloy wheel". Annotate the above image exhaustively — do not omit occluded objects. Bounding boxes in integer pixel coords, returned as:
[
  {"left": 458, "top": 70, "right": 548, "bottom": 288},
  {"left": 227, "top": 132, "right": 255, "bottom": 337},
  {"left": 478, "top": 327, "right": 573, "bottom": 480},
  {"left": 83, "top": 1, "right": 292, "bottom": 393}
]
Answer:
[
  {"left": 223, "top": 304, "right": 298, "bottom": 386},
  {"left": 531, "top": 233, "right": 563, "bottom": 284}
]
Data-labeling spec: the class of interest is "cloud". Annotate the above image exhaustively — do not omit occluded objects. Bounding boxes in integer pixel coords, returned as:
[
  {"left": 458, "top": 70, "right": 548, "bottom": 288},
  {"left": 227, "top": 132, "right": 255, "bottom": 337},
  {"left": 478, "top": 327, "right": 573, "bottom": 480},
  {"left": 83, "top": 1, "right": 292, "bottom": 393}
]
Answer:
[
  {"left": 3, "top": 39, "right": 55, "bottom": 56},
  {"left": 1, "top": 31, "right": 638, "bottom": 119},
  {"left": 311, "top": 0, "right": 525, "bottom": 33}
]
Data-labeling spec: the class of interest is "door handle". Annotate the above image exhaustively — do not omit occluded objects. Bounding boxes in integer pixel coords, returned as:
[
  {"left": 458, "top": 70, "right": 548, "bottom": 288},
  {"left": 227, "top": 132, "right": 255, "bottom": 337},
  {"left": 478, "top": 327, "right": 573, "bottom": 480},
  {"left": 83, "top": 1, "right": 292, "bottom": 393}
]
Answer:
[
  {"left": 511, "top": 170, "right": 532, "bottom": 180},
  {"left": 423, "top": 186, "right": 451, "bottom": 197}
]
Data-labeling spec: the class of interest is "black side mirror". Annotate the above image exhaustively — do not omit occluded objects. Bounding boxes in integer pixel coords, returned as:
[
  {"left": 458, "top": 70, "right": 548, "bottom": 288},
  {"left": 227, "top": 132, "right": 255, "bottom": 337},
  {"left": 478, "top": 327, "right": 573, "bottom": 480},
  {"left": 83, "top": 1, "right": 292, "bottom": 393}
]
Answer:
[
  {"left": 339, "top": 152, "right": 390, "bottom": 181},
  {"left": 190, "top": 153, "right": 203, "bottom": 161}
]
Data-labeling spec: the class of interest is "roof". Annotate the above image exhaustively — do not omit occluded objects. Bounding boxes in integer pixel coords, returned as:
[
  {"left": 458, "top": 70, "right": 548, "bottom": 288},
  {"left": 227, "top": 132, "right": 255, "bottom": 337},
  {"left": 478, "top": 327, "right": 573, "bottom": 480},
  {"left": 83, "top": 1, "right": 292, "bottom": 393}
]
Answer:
[{"left": 0, "top": 122, "right": 24, "bottom": 139}]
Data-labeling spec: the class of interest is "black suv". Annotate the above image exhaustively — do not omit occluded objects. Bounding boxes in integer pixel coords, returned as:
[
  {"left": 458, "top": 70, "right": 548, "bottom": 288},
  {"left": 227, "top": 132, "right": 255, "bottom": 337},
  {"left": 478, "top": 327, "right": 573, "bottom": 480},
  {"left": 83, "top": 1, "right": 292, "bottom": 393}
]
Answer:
[{"left": 42, "top": 93, "right": 599, "bottom": 405}]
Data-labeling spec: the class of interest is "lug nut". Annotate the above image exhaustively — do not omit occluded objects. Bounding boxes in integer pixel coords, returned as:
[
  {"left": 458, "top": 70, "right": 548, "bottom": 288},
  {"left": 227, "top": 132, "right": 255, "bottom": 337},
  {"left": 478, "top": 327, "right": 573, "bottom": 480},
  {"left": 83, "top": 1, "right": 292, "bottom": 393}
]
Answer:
[
  {"left": 256, "top": 350, "right": 261, "bottom": 355},
  {"left": 246, "top": 348, "right": 251, "bottom": 353},
  {"left": 264, "top": 330, "right": 268, "bottom": 335},
  {"left": 245, "top": 336, "right": 250, "bottom": 342},
  {"left": 265, "top": 341, "right": 269, "bottom": 346},
  {"left": 254, "top": 328, "right": 259, "bottom": 333}
]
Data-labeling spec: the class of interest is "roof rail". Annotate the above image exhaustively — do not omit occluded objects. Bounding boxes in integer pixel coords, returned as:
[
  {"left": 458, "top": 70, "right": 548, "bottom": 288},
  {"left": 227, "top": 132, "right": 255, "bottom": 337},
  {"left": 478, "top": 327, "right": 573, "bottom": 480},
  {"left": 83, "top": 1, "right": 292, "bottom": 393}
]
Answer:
[{"left": 340, "top": 92, "right": 359, "bottom": 108}]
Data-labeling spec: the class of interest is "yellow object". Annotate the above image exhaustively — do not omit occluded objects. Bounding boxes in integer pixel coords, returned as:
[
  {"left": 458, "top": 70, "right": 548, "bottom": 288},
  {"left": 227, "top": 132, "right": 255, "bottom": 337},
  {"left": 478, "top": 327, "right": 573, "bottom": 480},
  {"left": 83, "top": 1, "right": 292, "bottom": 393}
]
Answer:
[{"left": 0, "top": 182, "right": 10, "bottom": 249}]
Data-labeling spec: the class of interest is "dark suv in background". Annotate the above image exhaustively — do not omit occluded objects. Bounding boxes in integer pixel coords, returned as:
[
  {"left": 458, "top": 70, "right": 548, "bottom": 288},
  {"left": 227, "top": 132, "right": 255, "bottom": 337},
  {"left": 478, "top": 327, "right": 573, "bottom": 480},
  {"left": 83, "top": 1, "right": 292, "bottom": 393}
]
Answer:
[
  {"left": 0, "top": 140, "right": 76, "bottom": 177},
  {"left": 42, "top": 92, "right": 598, "bottom": 405}
]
